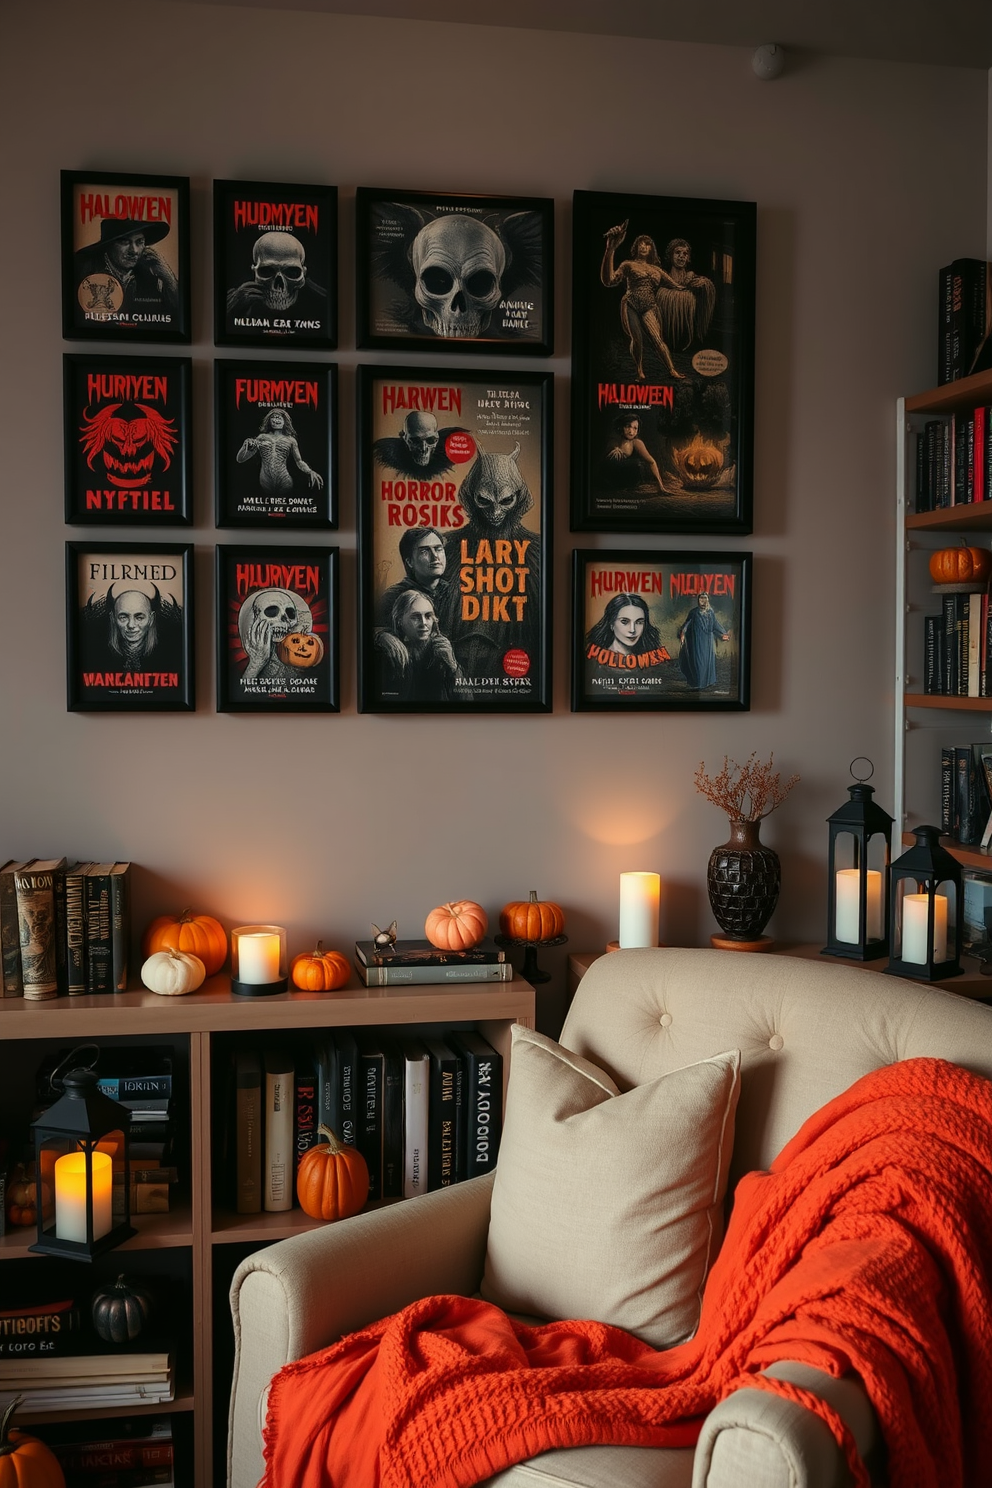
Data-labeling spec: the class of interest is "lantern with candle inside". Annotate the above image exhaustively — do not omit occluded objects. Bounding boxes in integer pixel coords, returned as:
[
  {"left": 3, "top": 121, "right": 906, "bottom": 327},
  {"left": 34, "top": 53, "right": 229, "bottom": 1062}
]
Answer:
[
  {"left": 231, "top": 924, "right": 288, "bottom": 997},
  {"left": 822, "top": 759, "right": 894, "bottom": 961},
  {"left": 30, "top": 1066, "right": 134, "bottom": 1262},
  {"left": 608, "top": 871, "right": 661, "bottom": 951},
  {"left": 885, "top": 825, "right": 963, "bottom": 980}
]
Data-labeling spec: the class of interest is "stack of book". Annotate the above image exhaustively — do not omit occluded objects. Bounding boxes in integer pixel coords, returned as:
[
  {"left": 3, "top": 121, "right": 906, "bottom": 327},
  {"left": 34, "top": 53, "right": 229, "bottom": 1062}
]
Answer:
[
  {"left": 940, "top": 743, "right": 992, "bottom": 848},
  {"left": 0, "top": 1349, "right": 174, "bottom": 1413},
  {"left": 937, "top": 257, "right": 992, "bottom": 386},
  {"left": 0, "top": 859, "right": 131, "bottom": 1000},
  {"left": 47, "top": 1418, "right": 174, "bottom": 1488},
  {"left": 923, "top": 592, "right": 992, "bottom": 698},
  {"left": 914, "top": 408, "right": 992, "bottom": 512},
  {"left": 353, "top": 936, "right": 511, "bottom": 986}
]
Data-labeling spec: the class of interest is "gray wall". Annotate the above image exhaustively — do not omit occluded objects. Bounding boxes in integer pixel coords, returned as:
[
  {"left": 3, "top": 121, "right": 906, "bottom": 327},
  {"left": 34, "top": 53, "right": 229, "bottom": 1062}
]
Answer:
[{"left": 1, "top": 4, "right": 988, "bottom": 1029}]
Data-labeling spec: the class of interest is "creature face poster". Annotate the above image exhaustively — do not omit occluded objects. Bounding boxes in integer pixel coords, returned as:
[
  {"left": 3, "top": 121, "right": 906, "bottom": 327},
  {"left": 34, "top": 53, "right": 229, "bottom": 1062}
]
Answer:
[
  {"left": 216, "top": 545, "right": 339, "bottom": 712},
  {"left": 214, "top": 361, "right": 336, "bottom": 528},
  {"left": 214, "top": 180, "right": 337, "bottom": 349},
  {"left": 358, "top": 365, "right": 552, "bottom": 713},
  {"left": 570, "top": 190, "right": 755, "bottom": 534},
  {"left": 61, "top": 171, "right": 190, "bottom": 343},
  {"left": 356, "top": 189, "right": 553, "bottom": 355},
  {"left": 571, "top": 549, "right": 751, "bottom": 711},
  {"left": 63, "top": 355, "right": 192, "bottom": 525},
  {"left": 66, "top": 542, "right": 194, "bottom": 711}
]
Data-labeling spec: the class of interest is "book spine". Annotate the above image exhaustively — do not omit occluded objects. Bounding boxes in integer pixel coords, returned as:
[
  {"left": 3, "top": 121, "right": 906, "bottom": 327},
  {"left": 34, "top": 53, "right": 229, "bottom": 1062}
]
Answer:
[
  {"left": 97, "top": 1075, "right": 173, "bottom": 1098},
  {"left": 461, "top": 1047, "right": 503, "bottom": 1182},
  {"left": 986, "top": 401, "right": 992, "bottom": 500},
  {"left": 940, "top": 745, "right": 954, "bottom": 833},
  {"left": 14, "top": 865, "right": 60, "bottom": 999},
  {"left": 924, "top": 615, "right": 940, "bottom": 694},
  {"left": 426, "top": 1043, "right": 458, "bottom": 1190},
  {"left": 336, "top": 1031, "right": 358, "bottom": 1147},
  {"left": 0, "top": 1302, "right": 81, "bottom": 1357},
  {"left": 356, "top": 1044, "right": 384, "bottom": 1201},
  {"left": 402, "top": 1047, "right": 429, "bottom": 1199},
  {"left": 86, "top": 871, "right": 112, "bottom": 995},
  {"left": 938, "top": 419, "right": 951, "bottom": 506},
  {"left": 953, "top": 416, "right": 968, "bottom": 504},
  {"left": 381, "top": 1043, "right": 403, "bottom": 1199},
  {"left": 53, "top": 865, "right": 69, "bottom": 995},
  {"left": 111, "top": 866, "right": 130, "bottom": 992},
  {"left": 957, "top": 593, "right": 969, "bottom": 695},
  {"left": 968, "top": 593, "right": 982, "bottom": 696},
  {"left": 914, "top": 428, "right": 926, "bottom": 512},
  {"left": 358, "top": 962, "right": 513, "bottom": 986},
  {"left": 0, "top": 866, "right": 24, "bottom": 997},
  {"left": 64, "top": 864, "right": 89, "bottom": 994},
  {"left": 263, "top": 1053, "right": 294, "bottom": 1212},
  {"left": 52, "top": 1453, "right": 174, "bottom": 1481},
  {"left": 294, "top": 1057, "right": 317, "bottom": 1185},
  {"left": 234, "top": 1049, "right": 262, "bottom": 1214},
  {"left": 956, "top": 747, "right": 977, "bottom": 844}
]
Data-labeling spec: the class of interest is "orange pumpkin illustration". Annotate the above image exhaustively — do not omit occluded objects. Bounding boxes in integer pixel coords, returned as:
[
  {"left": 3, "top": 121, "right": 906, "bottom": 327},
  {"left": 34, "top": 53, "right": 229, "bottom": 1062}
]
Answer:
[{"left": 278, "top": 631, "right": 324, "bottom": 667}]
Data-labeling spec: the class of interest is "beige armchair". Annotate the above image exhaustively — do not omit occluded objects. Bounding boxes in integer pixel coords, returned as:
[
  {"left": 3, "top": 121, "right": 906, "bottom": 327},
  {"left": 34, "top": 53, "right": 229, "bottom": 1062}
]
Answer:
[{"left": 229, "top": 947, "right": 992, "bottom": 1487}]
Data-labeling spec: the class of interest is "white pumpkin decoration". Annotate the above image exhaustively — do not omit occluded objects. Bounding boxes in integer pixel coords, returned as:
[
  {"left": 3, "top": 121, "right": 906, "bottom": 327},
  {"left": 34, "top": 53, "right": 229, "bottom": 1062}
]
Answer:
[{"left": 141, "top": 948, "right": 206, "bottom": 996}]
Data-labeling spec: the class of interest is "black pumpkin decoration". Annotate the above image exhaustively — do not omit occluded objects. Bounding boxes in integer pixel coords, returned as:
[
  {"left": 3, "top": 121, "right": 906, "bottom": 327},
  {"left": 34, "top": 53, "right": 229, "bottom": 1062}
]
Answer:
[{"left": 91, "top": 1274, "right": 154, "bottom": 1345}]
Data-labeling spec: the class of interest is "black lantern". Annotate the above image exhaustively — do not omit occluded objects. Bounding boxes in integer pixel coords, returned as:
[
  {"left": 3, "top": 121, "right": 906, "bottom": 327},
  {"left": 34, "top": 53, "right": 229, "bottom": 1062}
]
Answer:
[
  {"left": 823, "top": 759, "right": 894, "bottom": 961},
  {"left": 885, "top": 825, "right": 963, "bottom": 980},
  {"left": 30, "top": 1066, "right": 135, "bottom": 1262}
]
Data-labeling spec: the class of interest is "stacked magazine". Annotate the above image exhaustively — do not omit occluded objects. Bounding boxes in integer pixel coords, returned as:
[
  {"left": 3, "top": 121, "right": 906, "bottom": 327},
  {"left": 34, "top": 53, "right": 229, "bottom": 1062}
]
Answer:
[{"left": 353, "top": 937, "right": 512, "bottom": 987}]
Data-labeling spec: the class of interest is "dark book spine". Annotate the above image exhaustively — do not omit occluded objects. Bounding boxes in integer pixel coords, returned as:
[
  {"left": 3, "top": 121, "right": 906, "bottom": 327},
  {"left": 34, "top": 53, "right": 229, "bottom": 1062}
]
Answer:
[
  {"left": 381, "top": 1041, "right": 403, "bottom": 1199},
  {"left": 294, "top": 1058, "right": 317, "bottom": 1186},
  {"left": 316, "top": 1037, "right": 337, "bottom": 1135},
  {"left": 110, "top": 866, "right": 130, "bottom": 992},
  {"left": 0, "top": 1301, "right": 82, "bottom": 1356},
  {"left": 937, "top": 420, "right": 951, "bottom": 507},
  {"left": 64, "top": 863, "right": 89, "bottom": 994},
  {"left": 956, "top": 747, "right": 978, "bottom": 844},
  {"left": 234, "top": 1048, "right": 262, "bottom": 1215},
  {"left": 941, "top": 593, "right": 958, "bottom": 695},
  {"left": 449, "top": 1033, "right": 503, "bottom": 1181},
  {"left": 424, "top": 1038, "right": 458, "bottom": 1191},
  {"left": 336, "top": 1030, "right": 359, "bottom": 1147},
  {"left": 954, "top": 416, "right": 969, "bottom": 505},
  {"left": 915, "top": 428, "right": 927, "bottom": 512},
  {"left": 940, "top": 746, "right": 954, "bottom": 833},
  {"left": 950, "top": 260, "right": 987, "bottom": 381},
  {"left": 924, "top": 421, "right": 938, "bottom": 510},
  {"left": 52, "top": 865, "right": 69, "bottom": 995},
  {"left": 974, "top": 407, "right": 988, "bottom": 504},
  {"left": 924, "top": 615, "right": 941, "bottom": 694},
  {"left": 938, "top": 263, "right": 954, "bottom": 385},
  {"left": 14, "top": 865, "right": 60, "bottom": 1000},
  {"left": 356, "top": 1043, "right": 384, "bottom": 1200},
  {"left": 0, "top": 865, "right": 24, "bottom": 997},
  {"left": 86, "top": 871, "right": 112, "bottom": 994}
]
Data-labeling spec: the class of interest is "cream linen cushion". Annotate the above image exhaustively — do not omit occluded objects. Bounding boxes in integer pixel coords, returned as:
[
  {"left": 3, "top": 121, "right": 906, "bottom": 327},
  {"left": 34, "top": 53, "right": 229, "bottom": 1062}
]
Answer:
[{"left": 480, "top": 1025, "right": 741, "bottom": 1349}]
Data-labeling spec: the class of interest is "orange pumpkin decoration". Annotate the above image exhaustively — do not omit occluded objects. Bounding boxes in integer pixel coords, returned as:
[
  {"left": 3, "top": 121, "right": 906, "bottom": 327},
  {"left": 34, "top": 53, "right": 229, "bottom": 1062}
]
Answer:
[
  {"left": 499, "top": 889, "right": 565, "bottom": 942},
  {"left": 141, "top": 910, "right": 228, "bottom": 976},
  {"left": 296, "top": 1125, "right": 370, "bottom": 1221},
  {"left": 425, "top": 899, "right": 488, "bottom": 951},
  {"left": 4, "top": 1163, "right": 52, "bottom": 1228},
  {"left": 278, "top": 631, "right": 324, "bottom": 668},
  {"left": 929, "top": 543, "right": 992, "bottom": 586},
  {"left": 0, "top": 1396, "right": 66, "bottom": 1487},
  {"left": 290, "top": 942, "right": 350, "bottom": 992}
]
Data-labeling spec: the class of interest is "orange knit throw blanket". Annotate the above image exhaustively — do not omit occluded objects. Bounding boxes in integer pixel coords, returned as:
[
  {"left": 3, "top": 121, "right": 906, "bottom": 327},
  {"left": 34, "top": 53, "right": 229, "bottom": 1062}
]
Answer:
[{"left": 261, "top": 1057, "right": 992, "bottom": 1488}]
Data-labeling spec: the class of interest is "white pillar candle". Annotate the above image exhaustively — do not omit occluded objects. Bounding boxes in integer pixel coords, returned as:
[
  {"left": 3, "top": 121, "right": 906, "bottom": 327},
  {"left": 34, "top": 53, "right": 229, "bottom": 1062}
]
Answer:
[
  {"left": 237, "top": 932, "right": 281, "bottom": 984},
  {"left": 901, "top": 893, "right": 948, "bottom": 965},
  {"left": 54, "top": 1150, "right": 112, "bottom": 1243},
  {"left": 835, "top": 868, "right": 883, "bottom": 943},
  {"left": 619, "top": 872, "right": 661, "bottom": 948}
]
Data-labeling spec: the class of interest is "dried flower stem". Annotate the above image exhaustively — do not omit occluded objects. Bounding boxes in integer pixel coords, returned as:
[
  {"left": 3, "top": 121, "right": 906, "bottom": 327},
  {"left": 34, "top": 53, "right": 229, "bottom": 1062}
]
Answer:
[{"left": 694, "top": 752, "right": 800, "bottom": 822}]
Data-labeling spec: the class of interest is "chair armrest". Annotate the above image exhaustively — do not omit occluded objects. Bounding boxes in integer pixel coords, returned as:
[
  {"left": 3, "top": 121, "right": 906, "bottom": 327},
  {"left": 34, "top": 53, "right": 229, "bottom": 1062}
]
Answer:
[{"left": 227, "top": 1173, "right": 494, "bottom": 1488}]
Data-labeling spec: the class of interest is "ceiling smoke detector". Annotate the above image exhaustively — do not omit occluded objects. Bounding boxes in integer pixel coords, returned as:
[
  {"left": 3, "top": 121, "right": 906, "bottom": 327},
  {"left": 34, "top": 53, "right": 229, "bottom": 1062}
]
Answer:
[{"left": 752, "top": 43, "right": 786, "bottom": 79}]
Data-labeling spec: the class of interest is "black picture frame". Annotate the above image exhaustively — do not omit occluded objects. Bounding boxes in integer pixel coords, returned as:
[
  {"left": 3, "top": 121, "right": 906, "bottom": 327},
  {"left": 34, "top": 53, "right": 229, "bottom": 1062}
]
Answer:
[
  {"left": 570, "top": 189, "right": 756, "bottom": 534},
  {"left": 355, "top": 187, "right": 553, "bottom": 355},
  {"left": 61, "top": 170, "right": 191, "bottom": 343},
  {"left": 213, "top": 179, "right": 337, "bottom": 349},
  {"left": 215, "top": 545, "right": 339, "bottom": 713},
  {"left": 571, "top": 548, "right": 751, "bottom": 711},
  {"left": 213, "top": 360, "right": 337, "bottom": 529},
  {"left": 357, "top": 364, "right": 553, "bottom": 713},
  {"left": 66, "top": 541, "right": 194, "bottom": 711},
  {"left": 63, "top": 354, "right": 193, "bottom": 526}
]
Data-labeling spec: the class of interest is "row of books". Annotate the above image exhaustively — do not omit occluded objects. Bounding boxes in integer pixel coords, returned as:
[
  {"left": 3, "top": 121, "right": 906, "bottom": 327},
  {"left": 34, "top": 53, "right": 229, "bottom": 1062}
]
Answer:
[
  {"left": 940, "top": 744, "right": 992, "bottom": 848},
  {"left": 0, "top": 859, "right": 131, "bottom": 1000},
  {"left": 937, "top": 257, "right": 992, "bottom": 386},
  {"left": 914, "top": 407, "right": 992, "bottom": 511},
  {"left": 353, "top": 935, "right": 512, "bottom": 986},
  {"left": 35, "top": 1416, "right": 174, "bottom": 1488},
  {"left": 923, "top": 592, "right": 992, "bottom": 697},
  {"left": 233, "top": 1027, "right": 503, "bottom": 1213}
]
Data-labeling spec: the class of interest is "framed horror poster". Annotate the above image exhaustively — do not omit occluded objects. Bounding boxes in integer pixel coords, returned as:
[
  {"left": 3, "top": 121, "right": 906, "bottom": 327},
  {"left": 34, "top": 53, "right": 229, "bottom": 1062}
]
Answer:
[
  {"left": 357, "top": 365, "right": 552, "bottom": 713},
  {"left": 215, "top": 545, "right": 339, "bottom": 713},
  {"left": 214, "top": 360, "right": 336, "bottom": 528},
  {"left": 571, "top": 549, "right": 751, "bottom": 711},
  {"left": 61, "top": 170, "right": 190, "bottom": 343},
  {"left": 570, "top": 189, "right": 755, "bottom": 534}
]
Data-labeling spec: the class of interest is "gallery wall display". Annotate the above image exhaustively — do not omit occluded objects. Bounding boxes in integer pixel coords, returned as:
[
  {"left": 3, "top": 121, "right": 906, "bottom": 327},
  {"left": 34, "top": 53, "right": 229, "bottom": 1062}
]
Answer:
[
  {"left": 213, "top": 179, "right": 338, "bottom": 349},
  {"left": 570, "top": 189, "right": 756, "bottom": 535},
  {"left": 65, "top": 542, "right": 195, "bottom": 712},
  {"left": 61, "top": 170, "right": 191, "bottom": 343},
  {"left": 355, "top": 188, "right": 554, "bottom": 355},
  {"left": 357, "top": 365, "right": 553, "bottom": 713},
  {"left": 213, "top": 361, "right": 337, "bottom": 528},
  {"left": 215, "top": 545, "right": 339, "bottom": 713},
  {"left": 571, "top": 549, "right": 752, "bottom": 711},
  {"left": 63, "top": 354, "right": 193, "bottom": 526}
]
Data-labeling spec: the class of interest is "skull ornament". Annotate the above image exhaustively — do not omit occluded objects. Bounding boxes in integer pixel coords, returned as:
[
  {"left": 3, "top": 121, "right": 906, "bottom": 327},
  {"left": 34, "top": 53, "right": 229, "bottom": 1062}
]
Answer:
[
  {"left": 252, "top": 232, "right": 307, "bottom": 311},
  {"left": 401, "top": 412, "right": 440, "bottom": 467},
  {"left": 410, "top": 217, "right": 505, "bottom": 338}
]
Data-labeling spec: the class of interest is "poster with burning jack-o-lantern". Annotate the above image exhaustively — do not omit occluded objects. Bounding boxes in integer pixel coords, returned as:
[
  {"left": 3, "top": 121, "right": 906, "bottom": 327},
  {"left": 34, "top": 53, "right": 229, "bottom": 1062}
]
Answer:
[
  {"left": 63, "top": 355, "right": 192, "bottom": 526},
  {"left": 570, "top": 190, "right": 755, "bottom": 535},
  {"left": 356, "top": 188, "right": 553, "bottom": 355},
  {"left": 216, "top": 545, "right": 339, "bottom": 713},
  {"left": 214, "top": 179, "right": 337, "bottom": 350}
]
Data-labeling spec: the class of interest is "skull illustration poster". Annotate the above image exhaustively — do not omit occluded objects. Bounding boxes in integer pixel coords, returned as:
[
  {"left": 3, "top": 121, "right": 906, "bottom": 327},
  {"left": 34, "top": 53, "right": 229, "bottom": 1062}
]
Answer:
[
  {"left": 358, "top": 366, "right": 552, "bottom": 713},
  {"left": 63, "top": 355, "right": 192, "bottom": 525},
  {"left": 570, "top": 190, "right": 755, "bottom": 534},
  {"left": 571, "top": 550, "right": 751, "bottom": 712},
  {"left": 216, "top": 546, "right": 339, "bottom": 712},
  {"left": 214, "top": 361, "right": 336, "bottom": 528},
  {"left": 214, "top": 180, "right": 337, "bottom": 349},
  {"left": 61, "top": 171, "right": 191, "bottom": 343},
  {"left": 66, "top": 542, "right": 194, "bottom": 711},
  {"left": 356, "top": 189, "right": 553, "bottom": 355}
]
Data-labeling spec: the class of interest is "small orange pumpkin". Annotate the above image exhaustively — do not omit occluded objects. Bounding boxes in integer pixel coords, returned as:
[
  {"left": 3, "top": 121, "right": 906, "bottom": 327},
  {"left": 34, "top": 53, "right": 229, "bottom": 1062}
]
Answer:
[
  {"left": 499, "top": 889, "right": 565, "bottom": 942},
  {"left": 141, "top": 910, "right": 228, "bottom": 976},
  {"left": 290, "top": 942, "right": 350, "bottom": 992},
  {"left": 0, "top": 1396, "right": 66, "bottom": 1487},
  {"left": 296, "top": 1125, "right": 370, "bottom": 1221},
  {"left": 278, "top": 631, "right": 324, "bottom": 668},
  {"left": 4, "top": 1163, "right": 52, "bottom": 1228},
  {"left": 425, "top": 899, "right": 488, "bottom": 951},
  {"left": 929, "top": 542, "right": 992, "bottom": 586}
]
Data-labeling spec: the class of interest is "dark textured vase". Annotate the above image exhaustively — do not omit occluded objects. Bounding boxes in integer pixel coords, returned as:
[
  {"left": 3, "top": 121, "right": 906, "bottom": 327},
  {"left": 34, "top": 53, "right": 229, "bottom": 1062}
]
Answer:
[{"left": 707, "top": 819, "right": 781, "bottom": 940}]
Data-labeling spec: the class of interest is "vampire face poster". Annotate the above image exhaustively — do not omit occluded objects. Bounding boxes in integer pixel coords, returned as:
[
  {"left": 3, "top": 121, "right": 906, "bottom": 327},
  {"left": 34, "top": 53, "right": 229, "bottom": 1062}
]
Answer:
[
  {"left": 213, "top": 180, "right": 337, "bottom": 349},
  {"left": 63, "top": 355, "right": 192, "bottom": 526},
  {"left": 61, "top": 171, "right": 190, "bottom": 343},
  {"left": 358, "top": 366, "right": 552, "bottom": 714},
  {"left": 215, "top": 545, "right": 339, "bottom": 713},
  {"left": 571, "top": 549, "right": 751, "bottom": 711},
  {"left": 214, "top": 361, "right": 336, "bottom": 528},
  {"left": 66, "top": 542, "right": 194, "bottom": 711},
  {"left": 570, "top": 190, "right": 755, "bottom": 535},
  {"left": 355, "top": 189, "right": 553, "bottom": 355}
]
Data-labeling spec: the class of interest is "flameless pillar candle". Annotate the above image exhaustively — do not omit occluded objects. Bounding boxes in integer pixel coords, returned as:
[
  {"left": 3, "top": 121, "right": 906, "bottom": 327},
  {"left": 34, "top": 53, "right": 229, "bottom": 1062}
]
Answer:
[
  {"left": 835, "top": 868, "right": 883, "bottom": 943},
  {"left": 54, "top": 1150, "right": 112, "bottom": 1243},
  {"left": 237, "top": 932, "right": 281, "bottom": 984},
  {"left": 901, "top": 892, "right": 948, "bottom": 965},
  {"left": 619, "top": 872, "right": 661, "bottom": 948}
]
